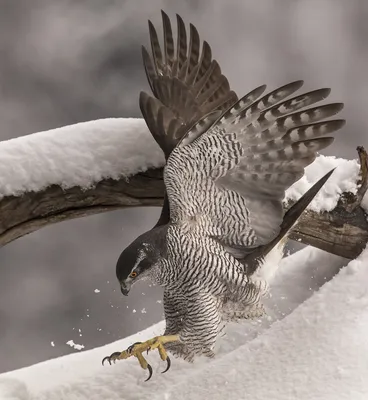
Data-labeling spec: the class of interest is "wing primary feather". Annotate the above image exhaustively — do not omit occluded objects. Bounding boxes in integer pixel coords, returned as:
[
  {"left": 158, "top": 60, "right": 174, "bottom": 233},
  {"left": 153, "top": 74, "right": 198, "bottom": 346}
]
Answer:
[
  {"left": 192, "top": 60, "right": 218, "bottom": 96},
  {"left": 206, "top": 91, "right": 238, "bottom": 114},
  {"left": 148, "top": 20, "right": 164, "bottom": 74},
  {"left": 246, "top": 137, "right": 334, "bottom": 164},
  {"left": 139, "top": 91, "right": 156, "bottom": 136},
  {"left": 245, "top": 88, "right": 332, "bottom": 135},
  {"left": 198, "top": 60, "right": 222, "bottom": 97},
  {"left": 282, "top": 119, "right": 345, "bottom": 143},
  {"left": 219, "top": 85, "right": 267, "bottom": 124},
  {"left": 270, "top": 102, "right": 344, "bottom": 134},
  {"left": 268, "top": 88, "right": 331, "bottom": 117},
  {"left": 142, "top": 45, "right": 157, "bottom": 95},
  {"left": 245, "top": 120, "right": 345, "bottom": 155},
  {"left": 195, "top": 41, "right": 212, "bottom": 84},
  {"left": 245, "top": 103, "right": 344, "bottom": 145},
  {"left": 243, "top": 168, "right": 335, "bottom": 274},
  {"left": 197, "top": 75, "right": 228, "bottom": 105},
  {"left": 175, "top": 13, "right": 187, "bottom": 75},
  {"left": 161, "top": 10, "right": 175, "bottom": 70},
  {"left": 186, "top": 40, "right": 212, "bottom": 88},
  {"left": 186, "top": 23, "right": 201, "bottom": 81},
  {"left": 140, "top": 91, "right": 172, "bottom": 157},
  {"left": 185, "top": 41, "right": 210, "bottom": 87},
  {"left": 238, "top": 80, "right": 304, "bottom": 124}
]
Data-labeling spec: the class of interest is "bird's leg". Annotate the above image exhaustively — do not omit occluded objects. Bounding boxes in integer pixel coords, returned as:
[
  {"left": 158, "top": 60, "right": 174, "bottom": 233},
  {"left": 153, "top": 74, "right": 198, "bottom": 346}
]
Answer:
[{"left": 102, "top": 335, "right": 180, "bottom": 381}]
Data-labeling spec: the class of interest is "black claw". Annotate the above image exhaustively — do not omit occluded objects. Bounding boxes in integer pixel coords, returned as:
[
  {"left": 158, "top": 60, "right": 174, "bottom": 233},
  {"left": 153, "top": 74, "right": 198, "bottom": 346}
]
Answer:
[
  {"left": 161, "top": 356, "right": 171, "bottom": 374},
  {"left": 101, "top": 356, "right": 110, "bottom": 366},
  {"left": 127, "top": 341, "right": 142, "bottom": 354},
  {"left": 144, "top": 364, "right": 153, "bottom": 382},
  {"left": 102, "top": 351, "right": 121, "bottom": 366}
]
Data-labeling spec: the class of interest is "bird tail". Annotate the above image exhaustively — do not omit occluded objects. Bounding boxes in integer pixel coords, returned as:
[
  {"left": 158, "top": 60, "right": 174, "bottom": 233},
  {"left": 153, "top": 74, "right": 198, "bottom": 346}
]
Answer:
[{"left": 243, "top": 168, "right": 335, "bottom": 273}]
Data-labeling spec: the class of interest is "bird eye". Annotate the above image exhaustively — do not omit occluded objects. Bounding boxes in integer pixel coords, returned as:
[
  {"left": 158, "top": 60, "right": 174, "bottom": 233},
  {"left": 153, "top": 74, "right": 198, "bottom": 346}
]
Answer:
[{"left": 130, "top": 271, "right": 137, "bottom": 278}]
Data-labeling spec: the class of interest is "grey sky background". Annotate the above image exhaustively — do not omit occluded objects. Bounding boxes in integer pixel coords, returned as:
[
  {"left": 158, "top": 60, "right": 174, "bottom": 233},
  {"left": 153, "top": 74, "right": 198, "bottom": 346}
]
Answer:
[{"left": 0, "top": 0, "right": 366, "bottom": 373}]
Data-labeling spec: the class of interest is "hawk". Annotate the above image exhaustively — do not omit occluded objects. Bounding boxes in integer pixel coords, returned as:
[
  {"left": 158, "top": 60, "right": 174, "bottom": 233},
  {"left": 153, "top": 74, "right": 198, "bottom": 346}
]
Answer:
[{"left": 102, "top": 11, "right": 344, "bottom": 381}]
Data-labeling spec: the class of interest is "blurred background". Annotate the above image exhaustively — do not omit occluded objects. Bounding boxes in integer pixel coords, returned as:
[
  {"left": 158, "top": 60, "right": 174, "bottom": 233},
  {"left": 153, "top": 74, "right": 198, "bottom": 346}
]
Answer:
[{"left": 0, "top": 0, "right": 366, "bottom": 373}]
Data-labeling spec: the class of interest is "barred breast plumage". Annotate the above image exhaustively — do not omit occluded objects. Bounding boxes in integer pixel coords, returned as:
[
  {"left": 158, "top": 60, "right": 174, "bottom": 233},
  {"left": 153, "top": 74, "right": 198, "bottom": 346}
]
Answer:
[{"left": 150, "top": 224, "right": 270, "bottom": 359}]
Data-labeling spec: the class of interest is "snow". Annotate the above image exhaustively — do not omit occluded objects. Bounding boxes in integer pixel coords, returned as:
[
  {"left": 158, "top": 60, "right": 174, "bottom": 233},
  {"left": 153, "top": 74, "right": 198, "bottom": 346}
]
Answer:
[
  {"left": 66, "top": 340, "right": 85, "bottom": 351},
  {"left": 285, "top": 155, "right": 364, "bottom": 212},
  {"left": 0, "top": 118, "right": 164, "bottom": 199},
  {"left": 2, "top": 245, "right": 366, "bottom": 400},
  {"left": 170, "top": 247, "right": 368, "bottom": 400},
  {"left": 0, "top": 117, "right": 366, "bottom": 215}
]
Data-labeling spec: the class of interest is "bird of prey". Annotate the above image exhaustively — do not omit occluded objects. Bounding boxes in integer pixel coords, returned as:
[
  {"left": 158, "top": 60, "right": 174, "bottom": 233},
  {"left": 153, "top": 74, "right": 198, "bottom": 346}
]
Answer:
[{"left": 102, "top": 11, "right": 345, "bottom": 380}]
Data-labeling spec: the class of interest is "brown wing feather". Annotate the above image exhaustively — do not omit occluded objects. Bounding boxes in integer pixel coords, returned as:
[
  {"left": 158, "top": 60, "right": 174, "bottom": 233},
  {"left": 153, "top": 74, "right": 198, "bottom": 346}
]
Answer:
[
  {"left": 141, "top": 11, "right": 238, "bottom": 159},
  {"left": 141, "top": 11, "right": 238, "bottom": 226}
]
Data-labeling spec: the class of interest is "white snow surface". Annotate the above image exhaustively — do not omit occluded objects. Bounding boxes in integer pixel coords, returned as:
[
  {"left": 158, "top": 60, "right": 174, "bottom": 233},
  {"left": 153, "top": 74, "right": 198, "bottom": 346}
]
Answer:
[
  {"left": 0, "top": 118, "right": 164, "bottom": 198},
  {"left": 0, "top": 117, "right": 366, "bottom": 214},
  {"left": 285, "top": 154, "right": 363, "bottom": 212},
  {"left": 2, "top": 245, "right": 367, "bottom": 400},
  {"left": 66, "top": 340, "right": 85, "bottom": 351}
]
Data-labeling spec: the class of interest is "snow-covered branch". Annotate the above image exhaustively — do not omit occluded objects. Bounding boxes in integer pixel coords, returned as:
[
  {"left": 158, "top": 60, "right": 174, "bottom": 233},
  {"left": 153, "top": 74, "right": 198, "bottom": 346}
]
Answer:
[
  {"left": 0, "top": 170, "right": 164, "bottom": 246},
  {"left": 0, "top": 118, "right": 367, "bottom": 258}
]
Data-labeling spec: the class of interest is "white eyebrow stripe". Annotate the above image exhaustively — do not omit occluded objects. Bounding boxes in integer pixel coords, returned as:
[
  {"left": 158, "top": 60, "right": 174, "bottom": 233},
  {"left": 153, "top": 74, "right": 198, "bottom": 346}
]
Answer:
[{"left": 131, "top": 251, "right": 146, "bottom": 273}]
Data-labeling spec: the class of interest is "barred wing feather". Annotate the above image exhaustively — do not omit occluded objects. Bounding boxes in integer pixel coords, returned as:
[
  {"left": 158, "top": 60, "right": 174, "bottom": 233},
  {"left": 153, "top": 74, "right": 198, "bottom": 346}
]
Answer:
[{"left": 164, "top": 81, "right": 345, "bottom": 255}]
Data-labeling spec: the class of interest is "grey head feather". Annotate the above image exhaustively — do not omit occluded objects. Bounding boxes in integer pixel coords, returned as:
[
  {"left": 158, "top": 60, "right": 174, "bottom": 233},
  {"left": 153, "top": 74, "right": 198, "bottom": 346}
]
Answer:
[{"left": 116, "top": 224, "right": 169, "bottom": 284}]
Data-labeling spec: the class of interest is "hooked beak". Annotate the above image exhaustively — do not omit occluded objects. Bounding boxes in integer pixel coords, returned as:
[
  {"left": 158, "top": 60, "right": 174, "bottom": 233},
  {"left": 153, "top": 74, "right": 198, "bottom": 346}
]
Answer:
[{"left": 120, "top": 281, "right": 131, "bottom": 296}]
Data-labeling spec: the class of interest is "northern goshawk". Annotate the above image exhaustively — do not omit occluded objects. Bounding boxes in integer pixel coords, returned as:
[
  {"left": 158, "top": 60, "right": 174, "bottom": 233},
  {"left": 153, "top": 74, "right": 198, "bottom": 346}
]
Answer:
[{"left": 102, "top": 11, "right": 345, "bottom": 380}]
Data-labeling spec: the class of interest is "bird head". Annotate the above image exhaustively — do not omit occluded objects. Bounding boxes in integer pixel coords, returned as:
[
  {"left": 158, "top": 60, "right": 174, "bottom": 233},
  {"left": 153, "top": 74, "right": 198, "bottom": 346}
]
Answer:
[{"left": 116, "top": 226, "right": 167, "bottom": 296}]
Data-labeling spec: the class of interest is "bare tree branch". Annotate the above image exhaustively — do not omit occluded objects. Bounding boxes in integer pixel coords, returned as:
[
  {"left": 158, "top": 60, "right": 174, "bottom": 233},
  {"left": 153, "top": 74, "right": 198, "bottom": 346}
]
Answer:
[
  {"left": 288, "top": 146, "right": 368, "bottom": 258},
  {"left": 0, "top": 170, "right": 164, "bottom": 247},
  {"left": 288, "top": 204, "right": 368, "bottom": 259},
  {"left": 0, "top": 150, "right": 367, "bottom": 259}
]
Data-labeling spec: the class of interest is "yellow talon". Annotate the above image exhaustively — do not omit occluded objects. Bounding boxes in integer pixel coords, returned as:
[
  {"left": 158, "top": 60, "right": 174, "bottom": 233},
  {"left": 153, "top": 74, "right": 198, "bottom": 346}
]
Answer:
[{"left": 102, "top": 335, "right": 180, "bottom": 381}]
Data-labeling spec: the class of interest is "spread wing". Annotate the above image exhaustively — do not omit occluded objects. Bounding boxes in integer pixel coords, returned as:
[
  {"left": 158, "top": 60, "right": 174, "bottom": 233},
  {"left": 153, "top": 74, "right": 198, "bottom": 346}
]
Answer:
[
  {"left": 140, "top": 11, "right": 237, "bottom": 226},
  {"left": 163, "top": 81, "right": 345, "bottom": 257}
]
